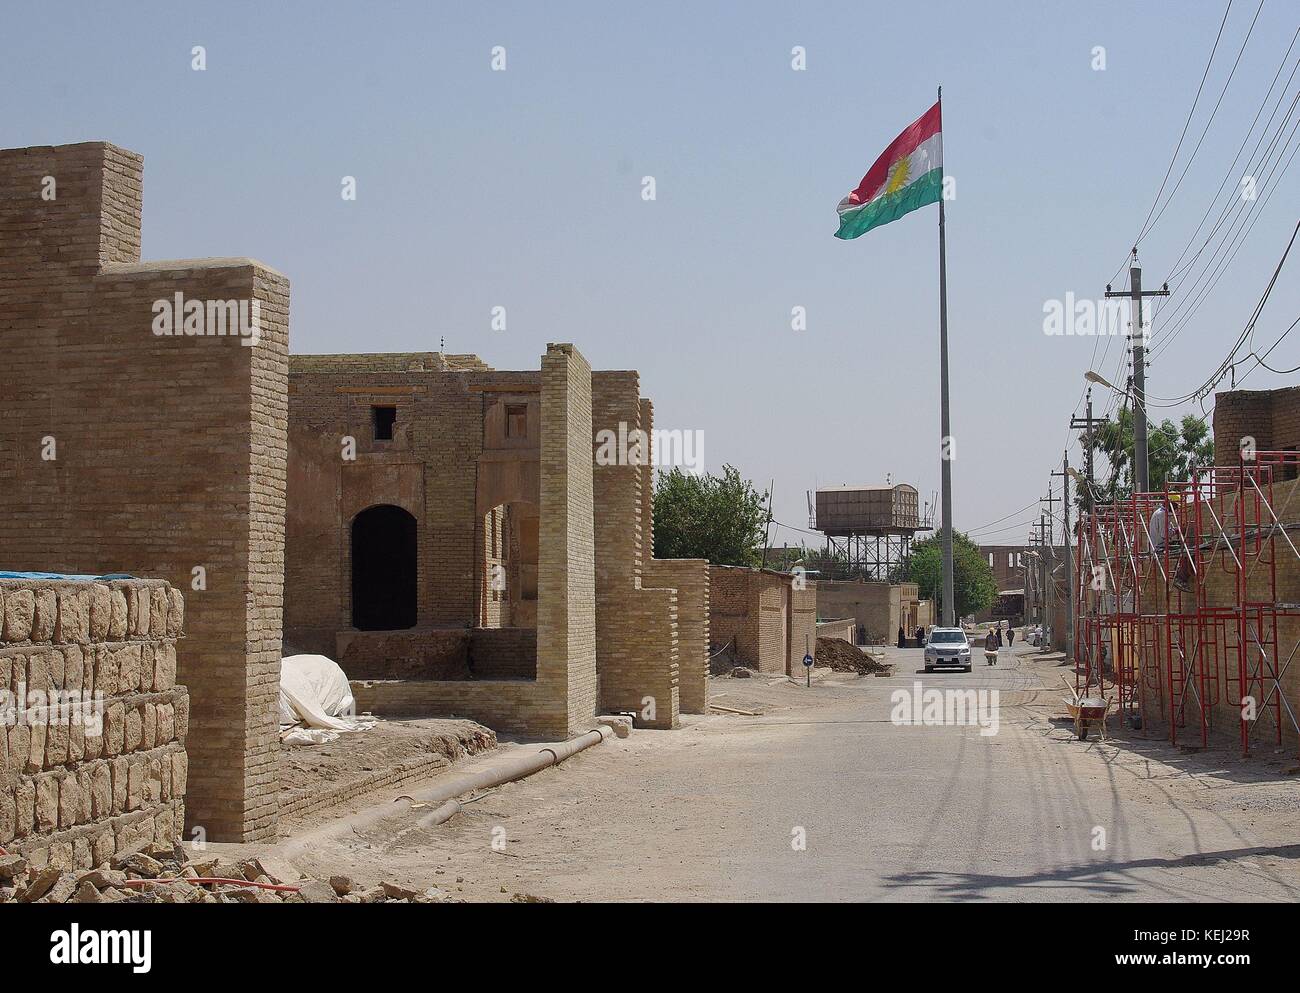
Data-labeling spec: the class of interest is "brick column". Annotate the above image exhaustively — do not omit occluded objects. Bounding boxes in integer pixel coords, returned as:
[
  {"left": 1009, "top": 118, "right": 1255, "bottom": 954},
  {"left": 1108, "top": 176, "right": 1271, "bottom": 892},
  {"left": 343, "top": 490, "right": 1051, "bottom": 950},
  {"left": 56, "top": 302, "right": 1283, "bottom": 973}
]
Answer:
[{"left": 536, "top": 344, "right": 597, "bottom": 737}]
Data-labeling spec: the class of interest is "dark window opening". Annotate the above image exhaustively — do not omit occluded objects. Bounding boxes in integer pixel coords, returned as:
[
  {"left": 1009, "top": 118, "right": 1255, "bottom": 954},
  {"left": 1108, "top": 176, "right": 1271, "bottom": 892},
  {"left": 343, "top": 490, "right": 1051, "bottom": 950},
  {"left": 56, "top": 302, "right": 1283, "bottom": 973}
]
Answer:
[
  {"left": 505, "top": 404, "right": 527, "bottom": 439},
  {"left": 352, "top": 505, "right": 417, "bottom": 630},
  {"left": 372, "top": 405, "right": 397, "bottom": 441}
]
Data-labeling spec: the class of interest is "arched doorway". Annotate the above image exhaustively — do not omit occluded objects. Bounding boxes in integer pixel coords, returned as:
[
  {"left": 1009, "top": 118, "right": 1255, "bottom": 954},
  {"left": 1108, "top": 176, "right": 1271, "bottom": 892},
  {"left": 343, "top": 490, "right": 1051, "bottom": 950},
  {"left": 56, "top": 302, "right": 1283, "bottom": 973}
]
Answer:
[{"left": 351, "top": 505, "right": 417, "bottom": 630}]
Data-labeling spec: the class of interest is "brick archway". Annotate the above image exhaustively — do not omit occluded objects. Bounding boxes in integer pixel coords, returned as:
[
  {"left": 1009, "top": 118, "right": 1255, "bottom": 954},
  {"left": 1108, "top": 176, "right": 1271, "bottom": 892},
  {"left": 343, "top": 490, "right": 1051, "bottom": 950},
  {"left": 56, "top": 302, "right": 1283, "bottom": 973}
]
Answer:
[{"left": 351, "top": 504, "right": 418, "bottom": 630}]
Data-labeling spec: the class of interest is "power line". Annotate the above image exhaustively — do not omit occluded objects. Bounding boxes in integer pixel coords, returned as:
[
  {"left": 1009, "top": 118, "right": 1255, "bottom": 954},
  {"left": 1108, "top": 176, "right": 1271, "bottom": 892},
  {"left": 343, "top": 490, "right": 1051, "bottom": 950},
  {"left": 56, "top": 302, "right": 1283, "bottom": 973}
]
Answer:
[{"left": 1134, "top": 0, "right": 1236, "bottom": 244}]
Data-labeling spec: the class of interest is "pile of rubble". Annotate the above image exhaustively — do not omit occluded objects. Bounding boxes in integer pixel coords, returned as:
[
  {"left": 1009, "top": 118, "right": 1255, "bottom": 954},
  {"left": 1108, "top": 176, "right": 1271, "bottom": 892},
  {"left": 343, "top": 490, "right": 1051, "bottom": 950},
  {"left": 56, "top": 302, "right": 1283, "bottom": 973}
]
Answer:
[
  {"left": 0, "top": 841, "right": 452, "bottom": 904},
  {"left": 815, "top": 637, "right": 894, "bottom": 675}
]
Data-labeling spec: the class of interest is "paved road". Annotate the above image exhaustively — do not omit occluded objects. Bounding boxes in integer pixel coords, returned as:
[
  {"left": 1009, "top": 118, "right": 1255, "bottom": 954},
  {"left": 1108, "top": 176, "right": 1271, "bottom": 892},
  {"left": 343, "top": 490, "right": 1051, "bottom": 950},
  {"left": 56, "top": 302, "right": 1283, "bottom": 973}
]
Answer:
[{"left": 288, "top": 644, "right": 1300, "bottom": 902}]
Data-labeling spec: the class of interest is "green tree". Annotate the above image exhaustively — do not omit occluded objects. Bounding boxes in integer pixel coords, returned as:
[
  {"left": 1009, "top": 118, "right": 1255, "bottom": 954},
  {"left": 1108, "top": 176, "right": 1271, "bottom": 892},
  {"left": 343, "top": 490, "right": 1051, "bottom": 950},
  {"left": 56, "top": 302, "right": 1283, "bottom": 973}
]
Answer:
[
  {"left": 905, "top": 531, "right": 996, "bottom": 621},
  {"left": 1080, "top": 408, "right": 1214, "bottom": 508},
  {"left": 653, "top": 465, "right": 769, "bottom": 566}
]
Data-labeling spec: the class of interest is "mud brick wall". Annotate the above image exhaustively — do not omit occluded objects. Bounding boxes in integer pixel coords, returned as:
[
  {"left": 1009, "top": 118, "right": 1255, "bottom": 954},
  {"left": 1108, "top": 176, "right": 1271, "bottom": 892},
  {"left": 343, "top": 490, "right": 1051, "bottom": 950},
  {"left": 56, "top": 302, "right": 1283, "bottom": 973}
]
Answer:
[
  {"left": 817, "top": 618, "right": 857, "bottom": 644},
  {"left": 1214, "top": 386, "right": 1300, "bottom": 466},
  {"left": 0, "top": 142, "right": 289, "bottom": 842},
  {"left": 709, "top": 566, "right": 803, "bottom": 675},
  {"left": 0, "top": 578, "right": 188, "bottom": 873}
]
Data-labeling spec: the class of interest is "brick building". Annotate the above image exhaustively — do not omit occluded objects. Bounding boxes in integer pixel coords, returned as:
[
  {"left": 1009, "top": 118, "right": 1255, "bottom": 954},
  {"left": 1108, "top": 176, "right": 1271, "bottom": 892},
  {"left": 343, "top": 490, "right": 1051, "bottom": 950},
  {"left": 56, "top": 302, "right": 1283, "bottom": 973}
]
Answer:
[
  {"left": 0, "top": 140, "right": 709, "bottom": 849},
  {"left": 1213, "top": 385, "right": 1300, "bottom": 471},
  {"left": 708, "top": 566, "right": 817, "bottom": 675},
  {"left": 0, "top": 142, "right": 287, "bottom": 843},
  {"left": 814, "top": 580, "right": 932, "bottom": 645},
  {"left": 284, "top": 350, "right": 709, "bottom": 734}
]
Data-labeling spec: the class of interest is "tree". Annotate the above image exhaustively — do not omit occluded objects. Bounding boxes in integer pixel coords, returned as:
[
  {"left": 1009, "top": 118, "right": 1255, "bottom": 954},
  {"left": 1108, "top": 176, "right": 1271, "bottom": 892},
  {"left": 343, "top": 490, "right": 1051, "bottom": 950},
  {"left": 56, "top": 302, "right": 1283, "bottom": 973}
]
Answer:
[
  {"left": 653, "top": 465, "right": 769, "bottom": 566},
  {"left": 905, "top": 531, "right": 996, "bottom": 621},
  {"left": 1080, "top": 408, "right": 1214, "bottom": 508}
]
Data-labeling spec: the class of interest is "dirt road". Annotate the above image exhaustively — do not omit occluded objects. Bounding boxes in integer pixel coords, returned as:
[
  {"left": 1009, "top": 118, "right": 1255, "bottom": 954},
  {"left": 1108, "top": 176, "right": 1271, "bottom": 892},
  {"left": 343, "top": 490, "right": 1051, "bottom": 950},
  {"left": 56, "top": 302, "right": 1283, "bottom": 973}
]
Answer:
[{"left": 261, "top": 643, "right": 1300, "bottom": 902}]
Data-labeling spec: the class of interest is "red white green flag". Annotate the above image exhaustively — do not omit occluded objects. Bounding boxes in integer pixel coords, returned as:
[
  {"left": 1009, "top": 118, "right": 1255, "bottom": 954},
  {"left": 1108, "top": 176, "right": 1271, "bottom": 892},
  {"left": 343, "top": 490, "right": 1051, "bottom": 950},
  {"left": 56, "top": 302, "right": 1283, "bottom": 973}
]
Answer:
[{"left": 835, "top": 101, "right": 942, "bottom": 240}]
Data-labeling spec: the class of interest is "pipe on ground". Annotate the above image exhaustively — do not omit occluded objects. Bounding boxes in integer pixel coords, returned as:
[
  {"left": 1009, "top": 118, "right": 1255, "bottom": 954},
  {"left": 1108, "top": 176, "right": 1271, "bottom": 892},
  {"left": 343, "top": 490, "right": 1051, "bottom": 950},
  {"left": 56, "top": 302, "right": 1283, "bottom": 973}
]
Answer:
[{"left": 282, "top": 725, "right": 614, "bottom": 859}]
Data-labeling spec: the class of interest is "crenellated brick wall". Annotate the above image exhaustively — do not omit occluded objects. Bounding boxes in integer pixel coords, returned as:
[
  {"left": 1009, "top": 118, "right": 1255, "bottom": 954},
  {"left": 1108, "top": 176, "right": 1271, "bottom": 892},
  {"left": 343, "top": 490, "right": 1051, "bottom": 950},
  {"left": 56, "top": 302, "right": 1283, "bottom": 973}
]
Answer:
[
  {"left": 0, "top": 142, "right": 288, "bottom": 842},
  {"left": 0, "top": 577, "right": 188, "bottom": 872}
]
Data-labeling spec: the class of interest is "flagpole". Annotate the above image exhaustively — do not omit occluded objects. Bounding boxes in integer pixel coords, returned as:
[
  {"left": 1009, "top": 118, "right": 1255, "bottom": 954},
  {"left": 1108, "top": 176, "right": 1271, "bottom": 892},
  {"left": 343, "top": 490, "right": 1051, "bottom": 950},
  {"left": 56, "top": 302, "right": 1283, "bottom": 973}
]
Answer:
[{"left": 937, "top": 83, "right": 956, "bottom": 627}]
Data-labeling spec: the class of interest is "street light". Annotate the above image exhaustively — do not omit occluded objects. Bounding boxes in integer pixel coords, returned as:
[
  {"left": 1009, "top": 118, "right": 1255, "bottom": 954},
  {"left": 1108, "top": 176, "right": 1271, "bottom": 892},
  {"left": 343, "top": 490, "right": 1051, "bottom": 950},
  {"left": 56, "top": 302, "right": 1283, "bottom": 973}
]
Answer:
[{"left": 1084, "top": 370, "right": 1118, "bottom": 391}]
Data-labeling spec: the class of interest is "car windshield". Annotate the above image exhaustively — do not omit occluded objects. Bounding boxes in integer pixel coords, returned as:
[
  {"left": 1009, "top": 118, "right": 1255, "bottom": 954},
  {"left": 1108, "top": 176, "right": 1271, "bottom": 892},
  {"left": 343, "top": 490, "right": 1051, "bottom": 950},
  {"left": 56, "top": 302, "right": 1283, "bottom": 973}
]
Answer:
[{"left": 929, "top": 631, "right": 966, "bottom": 644}]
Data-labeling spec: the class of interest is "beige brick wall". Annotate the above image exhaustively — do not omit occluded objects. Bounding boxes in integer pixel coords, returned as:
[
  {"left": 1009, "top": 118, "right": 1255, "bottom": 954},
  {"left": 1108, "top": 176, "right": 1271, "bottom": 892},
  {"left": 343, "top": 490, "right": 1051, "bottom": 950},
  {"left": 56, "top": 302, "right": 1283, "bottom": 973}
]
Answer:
[
  {"left": 534, "top": 343, "right": 599, "bottom": 736},
  {"left": 0, "top": 142, "right": 287, "bottom": 843},
  {"left": 0, "top": 578, "right": 188, "bottom": 872}
]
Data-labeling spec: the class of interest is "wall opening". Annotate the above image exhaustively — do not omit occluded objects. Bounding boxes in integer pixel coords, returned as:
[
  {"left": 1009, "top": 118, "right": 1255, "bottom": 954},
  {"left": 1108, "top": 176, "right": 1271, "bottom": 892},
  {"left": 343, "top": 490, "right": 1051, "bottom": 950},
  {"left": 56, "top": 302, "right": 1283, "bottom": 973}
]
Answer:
[
  {"left": 352, "top": 504, "right": 417, "bottom": 630},
  {"left": 372, "top": 405, "right": 397, "bottom": 441}
]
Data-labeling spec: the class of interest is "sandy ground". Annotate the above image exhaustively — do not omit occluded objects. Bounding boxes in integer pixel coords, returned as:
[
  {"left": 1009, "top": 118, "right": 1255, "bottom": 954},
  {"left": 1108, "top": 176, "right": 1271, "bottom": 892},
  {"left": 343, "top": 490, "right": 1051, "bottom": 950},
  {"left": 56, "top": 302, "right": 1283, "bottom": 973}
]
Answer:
[{"left": 218, "top": 643, "right": 1300, "bottom": 902}]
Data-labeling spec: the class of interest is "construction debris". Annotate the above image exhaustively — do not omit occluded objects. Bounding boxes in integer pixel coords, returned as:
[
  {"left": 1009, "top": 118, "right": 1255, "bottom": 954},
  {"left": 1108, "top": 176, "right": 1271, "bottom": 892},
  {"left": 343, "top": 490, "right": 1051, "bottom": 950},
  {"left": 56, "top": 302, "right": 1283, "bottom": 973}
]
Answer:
[
  {"left": 814, "top": 637, "right": 894, "bottom": 675},
  {"left": 0, "top": 841, "right": 453, "bottom": 905}
]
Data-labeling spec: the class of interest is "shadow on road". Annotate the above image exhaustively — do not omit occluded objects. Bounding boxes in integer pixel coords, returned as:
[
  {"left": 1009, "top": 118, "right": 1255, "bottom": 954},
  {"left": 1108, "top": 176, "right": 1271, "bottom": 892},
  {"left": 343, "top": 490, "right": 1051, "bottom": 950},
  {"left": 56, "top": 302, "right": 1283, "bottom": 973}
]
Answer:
[{"left": 879, "top": 843, "right": 1300, "bottom": 899}]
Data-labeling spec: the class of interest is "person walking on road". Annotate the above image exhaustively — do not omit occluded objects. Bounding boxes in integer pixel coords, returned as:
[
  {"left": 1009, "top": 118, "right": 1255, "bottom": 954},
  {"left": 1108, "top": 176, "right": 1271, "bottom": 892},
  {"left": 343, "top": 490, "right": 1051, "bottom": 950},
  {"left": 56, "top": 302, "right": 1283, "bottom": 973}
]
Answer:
[
  {"left": 1007, "top": 625, "right": 1015, "bottom": 647},
  {"left": 984, "top": 628, "right": 998, "bottom": 666},
  {"left": 995, "top": 624, "right": 1004, "bottom": 648},
  {"left": 897, "top": 626, "right": 906, "bottom": 649}
]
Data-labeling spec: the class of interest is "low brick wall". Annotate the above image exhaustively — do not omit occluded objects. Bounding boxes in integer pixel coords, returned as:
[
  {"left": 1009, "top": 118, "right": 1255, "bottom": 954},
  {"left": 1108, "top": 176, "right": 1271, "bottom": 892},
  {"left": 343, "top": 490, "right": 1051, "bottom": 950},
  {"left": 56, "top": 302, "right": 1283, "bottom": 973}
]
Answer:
[
  {"left": 336, "top": 628, "right": 471, "bottom": 680},
  {"left": 469, "top": 628, "right": 536, "bottom": 680},
  {"left": 0, "top": 577, "right": 188, "bottom": 872},
  {"left": 817, "top": 618, "right": 856, "bottom": 644},
  {"left": 334, "top": 627, "right": 538, "bottom": 681}
]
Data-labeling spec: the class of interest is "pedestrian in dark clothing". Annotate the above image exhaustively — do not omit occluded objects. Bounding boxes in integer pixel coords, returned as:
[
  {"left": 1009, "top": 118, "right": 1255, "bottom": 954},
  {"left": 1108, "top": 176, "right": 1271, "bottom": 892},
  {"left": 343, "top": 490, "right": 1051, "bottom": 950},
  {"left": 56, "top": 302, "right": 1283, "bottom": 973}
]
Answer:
[
  {"left": 984, "top": 628, "right": 998, "bottom": 666},
  {"left": 915, "top": 626, "right": 924, "bottom": 647},
  {"left": 1007, "top": 626, "right": 1015, "bottom": 647},
  {"left": 897, "top": 626, "right": 906, "bottom": 649},
  {"left": 995, "top": 626, "right": 1004, "bottom": 648}
]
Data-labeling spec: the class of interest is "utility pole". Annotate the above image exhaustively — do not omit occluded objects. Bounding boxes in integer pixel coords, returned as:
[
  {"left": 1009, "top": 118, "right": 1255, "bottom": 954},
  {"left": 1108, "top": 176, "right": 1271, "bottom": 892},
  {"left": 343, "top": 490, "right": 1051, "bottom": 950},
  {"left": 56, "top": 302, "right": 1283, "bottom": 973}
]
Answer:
[
  {"left": 1052, "top": 454, "right": 1074, "bottom": 665},
  {"left": 1105, "top": 252, "right": 1169, "bottom": 494},
  {"left": 1039, "top": 491, "right": 1058, "bottom": 651},
  {"left": 1070, "top": 390, "right": 1104, "bottom": 513}
]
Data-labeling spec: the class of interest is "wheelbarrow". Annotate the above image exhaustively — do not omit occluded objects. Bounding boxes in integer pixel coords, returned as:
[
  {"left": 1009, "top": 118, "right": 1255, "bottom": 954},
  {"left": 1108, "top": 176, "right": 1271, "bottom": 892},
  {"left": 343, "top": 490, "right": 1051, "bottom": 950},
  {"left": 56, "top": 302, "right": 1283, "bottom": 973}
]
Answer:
[{"left": 1062, "top": 677, "right": 1110, "bottom": 741}]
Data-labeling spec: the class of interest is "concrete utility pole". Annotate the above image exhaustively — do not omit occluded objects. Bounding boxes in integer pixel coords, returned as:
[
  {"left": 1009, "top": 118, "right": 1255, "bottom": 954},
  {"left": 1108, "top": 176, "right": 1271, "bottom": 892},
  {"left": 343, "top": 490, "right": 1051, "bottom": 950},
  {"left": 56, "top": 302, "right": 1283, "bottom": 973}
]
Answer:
[
  {"left": 1070, "top": 391, "right": 1104, "bottom": 513},
  {"left": 1052, "top": 454, "right": 1074, "bottom": 664},
  {"left": 1039, "top": 491, "right": 1058, "bottom": 650},
  {"left": 1105, "top": 254, "right": 1169, "bottom": 494}
]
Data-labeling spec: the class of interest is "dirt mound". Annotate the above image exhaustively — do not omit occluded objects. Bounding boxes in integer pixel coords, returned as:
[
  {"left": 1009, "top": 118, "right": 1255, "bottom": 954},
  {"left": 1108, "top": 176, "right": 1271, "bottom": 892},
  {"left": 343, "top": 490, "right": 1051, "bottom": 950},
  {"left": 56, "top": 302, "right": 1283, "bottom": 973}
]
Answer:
[{"left": 816, "top": 637, "right": 893, "bottom": 675}]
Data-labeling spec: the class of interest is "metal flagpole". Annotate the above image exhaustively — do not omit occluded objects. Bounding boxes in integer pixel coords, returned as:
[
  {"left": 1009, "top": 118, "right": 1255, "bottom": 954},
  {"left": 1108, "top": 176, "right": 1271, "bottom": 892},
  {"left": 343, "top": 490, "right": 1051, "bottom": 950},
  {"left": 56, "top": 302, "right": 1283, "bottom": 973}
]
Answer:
[{"left": 937, "top": 84, "right": 955, "bottom": 626}]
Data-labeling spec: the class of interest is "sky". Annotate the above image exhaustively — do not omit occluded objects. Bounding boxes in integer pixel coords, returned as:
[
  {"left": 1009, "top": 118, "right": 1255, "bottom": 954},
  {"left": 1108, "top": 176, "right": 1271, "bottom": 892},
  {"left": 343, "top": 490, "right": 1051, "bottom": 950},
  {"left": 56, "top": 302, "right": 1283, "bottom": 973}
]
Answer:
[{"left": 5, "top": 0, "right": 1298, "bottom": 549}]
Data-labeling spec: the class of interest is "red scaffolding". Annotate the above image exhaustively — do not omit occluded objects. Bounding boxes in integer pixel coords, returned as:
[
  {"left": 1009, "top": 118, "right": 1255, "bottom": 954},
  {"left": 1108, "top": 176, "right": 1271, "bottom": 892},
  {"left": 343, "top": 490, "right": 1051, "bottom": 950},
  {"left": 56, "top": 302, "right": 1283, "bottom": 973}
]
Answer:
[{"left": 1074, "top": 452, "right": 1300, "bottom": 755}]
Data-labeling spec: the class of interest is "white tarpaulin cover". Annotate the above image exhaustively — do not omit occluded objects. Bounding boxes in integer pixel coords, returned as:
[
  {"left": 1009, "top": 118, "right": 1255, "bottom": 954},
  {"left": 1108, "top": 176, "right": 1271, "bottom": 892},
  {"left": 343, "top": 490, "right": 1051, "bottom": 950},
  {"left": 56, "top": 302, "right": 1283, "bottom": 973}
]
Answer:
[{"left": 279, "top": 654, "right": 375, "bottom": 745}]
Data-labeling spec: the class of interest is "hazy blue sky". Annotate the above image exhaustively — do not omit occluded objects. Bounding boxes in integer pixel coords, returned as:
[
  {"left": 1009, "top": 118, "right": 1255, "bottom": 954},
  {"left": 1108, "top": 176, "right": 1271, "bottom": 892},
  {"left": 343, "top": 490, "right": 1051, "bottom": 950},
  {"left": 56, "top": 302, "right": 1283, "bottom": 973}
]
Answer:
[{"left": 6, "top": 1, "right": 1298, "bottom": 546}]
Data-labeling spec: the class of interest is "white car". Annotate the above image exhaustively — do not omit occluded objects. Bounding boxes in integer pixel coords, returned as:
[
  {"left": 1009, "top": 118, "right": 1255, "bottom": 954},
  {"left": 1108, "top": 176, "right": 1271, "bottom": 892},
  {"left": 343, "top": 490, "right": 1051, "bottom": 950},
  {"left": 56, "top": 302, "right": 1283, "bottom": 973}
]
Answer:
[{"left": 924, "top": 627, "right": 972, "bottom": 672}]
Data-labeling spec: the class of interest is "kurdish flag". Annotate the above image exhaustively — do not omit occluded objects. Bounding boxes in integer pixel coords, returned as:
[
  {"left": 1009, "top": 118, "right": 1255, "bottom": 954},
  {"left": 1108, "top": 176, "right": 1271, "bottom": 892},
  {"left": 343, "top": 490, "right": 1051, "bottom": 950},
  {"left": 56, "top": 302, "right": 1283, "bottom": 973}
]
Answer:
[{"left": 835, "top": 100, "right": 942, "bottom": 240}]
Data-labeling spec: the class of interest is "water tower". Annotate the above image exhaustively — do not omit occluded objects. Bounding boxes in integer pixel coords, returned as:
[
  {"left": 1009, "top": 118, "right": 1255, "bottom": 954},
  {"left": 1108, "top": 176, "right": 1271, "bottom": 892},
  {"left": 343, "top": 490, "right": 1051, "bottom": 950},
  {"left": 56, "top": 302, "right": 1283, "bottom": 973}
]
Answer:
[{"left": 808, "top": 483, "right": 933, "bottom": 581}]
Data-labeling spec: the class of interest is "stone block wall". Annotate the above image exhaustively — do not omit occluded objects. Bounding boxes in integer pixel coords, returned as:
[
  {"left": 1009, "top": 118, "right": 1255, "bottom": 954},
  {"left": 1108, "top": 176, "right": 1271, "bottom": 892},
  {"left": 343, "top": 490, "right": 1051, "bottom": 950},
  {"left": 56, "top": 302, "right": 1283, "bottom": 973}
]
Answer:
[
  {"left": 0, "top": 142, "right": 289, "bottom": 842},
  {"left": 0, "top": 578, "right": 188, "bottom": 872}
]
